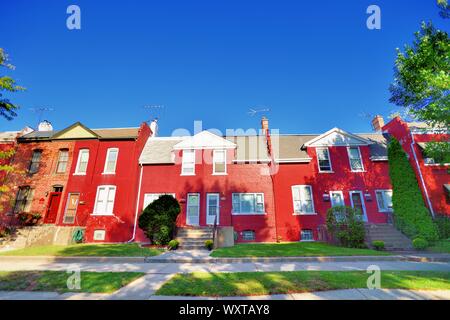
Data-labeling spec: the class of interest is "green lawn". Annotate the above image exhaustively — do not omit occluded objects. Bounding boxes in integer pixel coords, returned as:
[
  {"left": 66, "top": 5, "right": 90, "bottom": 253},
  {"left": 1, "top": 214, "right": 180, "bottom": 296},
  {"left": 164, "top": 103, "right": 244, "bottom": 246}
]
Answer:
[
  {"left": 156, "top": 271, "right": 450, "bottom": 296},
  {"left": 428, "top": 240, "right": 450, "bottom": 253},
  {"left": 0, "top": 271, "right": 144, "bottom": 293},
  {"left": 210, "top": 242, "right": 390, "bottom": 257},
  {"left": 0, "top": 243, "right": 163, "bottom": 257}
]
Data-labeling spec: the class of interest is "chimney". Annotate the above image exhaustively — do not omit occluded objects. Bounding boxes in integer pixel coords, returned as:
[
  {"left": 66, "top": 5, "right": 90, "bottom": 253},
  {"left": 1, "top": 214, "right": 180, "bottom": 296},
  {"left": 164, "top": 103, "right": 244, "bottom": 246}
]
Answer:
[
  {"left": 371, "top": 115, "right": 384, "bottom": 132},
  {"left": 38, "top": 120, "right": 53, "bottom": 132},
  {"left": 149, "top": 118, "right": 158, "bottom": 137},
  {"left": 261, "top": 116, "right": 269, "bottom": 134}
]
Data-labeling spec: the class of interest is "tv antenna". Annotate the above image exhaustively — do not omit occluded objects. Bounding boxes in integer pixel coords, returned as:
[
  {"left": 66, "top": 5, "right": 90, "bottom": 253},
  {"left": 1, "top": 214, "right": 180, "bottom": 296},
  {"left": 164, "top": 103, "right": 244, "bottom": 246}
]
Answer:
[
  {"left": 29, "top": 107, "right": 54, "bottom": 127},
  {"left": 143, "top": 104, "right": 165, "bottom": 122},
  {"left": 247, "top": 106, "right": 270, "bottom": 117}
]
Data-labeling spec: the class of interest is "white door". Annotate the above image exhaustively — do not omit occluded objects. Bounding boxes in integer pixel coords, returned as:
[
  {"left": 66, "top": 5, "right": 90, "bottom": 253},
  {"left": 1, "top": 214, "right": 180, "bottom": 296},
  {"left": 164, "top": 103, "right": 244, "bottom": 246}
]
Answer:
[
  {"left": 186, "top": 193, "right": 200, "bottom": 226},
  {"left": 330, "top": 191, "right": 344, "bottom": 207},
  {"left": 206, "top": 193, "right": 220, "bottom": 225},
  {"left": 349, "top": 191, "right": 368, "bottom": 222}
]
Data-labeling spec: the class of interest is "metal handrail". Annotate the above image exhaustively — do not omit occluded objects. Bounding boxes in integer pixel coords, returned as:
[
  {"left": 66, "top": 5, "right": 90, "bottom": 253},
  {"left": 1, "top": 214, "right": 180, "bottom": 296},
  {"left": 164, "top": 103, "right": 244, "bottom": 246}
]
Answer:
[{"left": 212, "top": 214, "right": 218, "bottom": 246}]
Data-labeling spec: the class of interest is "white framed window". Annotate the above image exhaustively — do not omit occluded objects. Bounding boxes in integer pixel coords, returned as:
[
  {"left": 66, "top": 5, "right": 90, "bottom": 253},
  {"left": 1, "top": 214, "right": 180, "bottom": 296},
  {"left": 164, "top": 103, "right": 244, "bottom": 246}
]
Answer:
[
  {"left": 56, "top": 149, "right": 69, "bottom": 173},
  {"left": 242, "top": 230, "right": 256, "bottom": 241},
  {"left": 29, "top": 150, "right": 42, "bottom": 174},
  {"left": 74, "top": 149, "right": 89, "bottom": 175},
  {"left": 330, "top": 191, "right": 345, "bottom": 207},
  {"left": 292, "top": 185, "right": 315, "bottom": 215},
  {"left": 93, "top": 185, "right": 116, "bottom": 215},
  {"left": 347, "top": 147, "right": 364, "bottom": 172},
  {"left": 143, "top": 193, "right": 176, "bottom": 209},
  {"left": 93, "top": 230, "right": 106, "bottom": 241},
  {"left": 300, "top": 229, "right": 314, "bottom": 241},
  {"left": 213, "top": 150, "right": 227, "bottom": 175},
  {"left": 232, "top": 193, "right": 265, "bottom": 215},
  {"left": 13, "top": 186, "right": 34, "bottom": 213},
  {"left": 316, "top": 147, "right": 332, "bottom": 172},
  {"left": 375, "top": 190, "right": 393, "bottom": 212},
  {"left": 181, "top": 149, "right": 195, "bottom": 175},
  {"left": 103, "top": 148, "right": 119, "bottom": 174}
]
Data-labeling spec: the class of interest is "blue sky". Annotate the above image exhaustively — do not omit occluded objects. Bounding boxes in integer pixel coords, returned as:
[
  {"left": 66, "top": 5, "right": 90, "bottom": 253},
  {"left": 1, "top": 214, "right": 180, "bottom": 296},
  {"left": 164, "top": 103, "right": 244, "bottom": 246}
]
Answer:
[{"left": 1, "top": 0, "right": 448, "bottom": 136}]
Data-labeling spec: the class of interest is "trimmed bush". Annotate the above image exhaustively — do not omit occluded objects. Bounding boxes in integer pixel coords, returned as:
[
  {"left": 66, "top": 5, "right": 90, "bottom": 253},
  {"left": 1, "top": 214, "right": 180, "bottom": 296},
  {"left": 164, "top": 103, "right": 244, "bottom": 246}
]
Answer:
[
  {"left": 205, "top": 240, "right": 214, "bottom": 250},
  {"left": 326, "top": 206, "right": 366, "bottom": 248},
  {"left": 372, "top": 240, "right": 385, "bottom": 251},
  {"left": 168, "top": 239, "right": 179, "bottom": 250},
  {"left": 434, "top": 215, "right": 450, "bottom": 240},
  {"left": 138, "top": 195, "right": 181, "bottom": 245},
  {"left": 388, "top": 138, "right": 439, "bottom": 242},
  {"left": 413, "top": 238, "right": 429, "bottom": 250}
]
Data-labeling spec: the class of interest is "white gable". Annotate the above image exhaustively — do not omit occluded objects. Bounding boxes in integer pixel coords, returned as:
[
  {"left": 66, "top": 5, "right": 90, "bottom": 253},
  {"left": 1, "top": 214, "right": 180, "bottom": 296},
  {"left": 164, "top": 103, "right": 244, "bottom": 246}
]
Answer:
[
  {"left": 173, "top": 131, "right": 236, "bottom": 150},
  {"left": 304, "top": 128, "right": 371, "bottom": 147}
]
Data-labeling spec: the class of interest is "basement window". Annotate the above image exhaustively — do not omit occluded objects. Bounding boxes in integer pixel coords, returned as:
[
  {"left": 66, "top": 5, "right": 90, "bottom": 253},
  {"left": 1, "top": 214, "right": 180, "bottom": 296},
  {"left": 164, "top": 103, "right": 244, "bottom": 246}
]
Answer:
[
  {"left": 93, "top": 230, "right": 106, "bottom": 241},
  {"left": 242, "top": 230, "right": 256, "bottom": 241},
  {"left": 300, "top": 229, "right": 314, "bottom": 241}
]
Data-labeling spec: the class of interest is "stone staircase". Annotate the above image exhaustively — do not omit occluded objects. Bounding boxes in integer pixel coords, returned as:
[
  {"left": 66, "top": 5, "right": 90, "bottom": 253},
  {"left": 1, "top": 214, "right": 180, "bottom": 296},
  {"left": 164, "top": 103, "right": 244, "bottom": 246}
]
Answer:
[
  {"left": 365, "top": 224, "right": 413, "bottom": 251},
  {"left": 1, "top": 225, "right": 57, "bottom": 250},
  {"left": 176, "top": 227, "right": 213, "bottom": 250}
]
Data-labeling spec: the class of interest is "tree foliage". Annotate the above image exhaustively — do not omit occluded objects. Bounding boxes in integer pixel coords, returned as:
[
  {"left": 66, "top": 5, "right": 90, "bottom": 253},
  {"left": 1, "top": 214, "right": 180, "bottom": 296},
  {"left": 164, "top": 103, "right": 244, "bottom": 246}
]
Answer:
[
  {"left": 437, "top": 0, "right": 450, "bottom": 19},
  {"left": 387, "top": 138, "right": 439, "bottom": 242},
  {"left": 0, "top": 48, "right": 25, "bottom": 120},
  {"left": 138, "top": 195, "right": 180, "bottom": 245},
  {"left": 326, "top": 206, "right": 366, "bottom": 248}
]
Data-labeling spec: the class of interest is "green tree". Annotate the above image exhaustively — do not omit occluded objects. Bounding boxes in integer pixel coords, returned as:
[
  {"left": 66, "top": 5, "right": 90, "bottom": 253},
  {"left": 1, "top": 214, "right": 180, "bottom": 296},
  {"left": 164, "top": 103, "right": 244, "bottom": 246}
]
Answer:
[
  {"left": 387, "top": 138, "right": 439, "bottom": 242},
  {"left": 437, "top": 0, "right": 450, "bottom": 19},
  {"left": 0, "top": 48, "right": 25, "bottom": 120},
  {"left": 326, "top": 206, "right": 366, "bottom": 248},
  {"left": 0, "top": 148, "right": 17, "bottom": 212}
]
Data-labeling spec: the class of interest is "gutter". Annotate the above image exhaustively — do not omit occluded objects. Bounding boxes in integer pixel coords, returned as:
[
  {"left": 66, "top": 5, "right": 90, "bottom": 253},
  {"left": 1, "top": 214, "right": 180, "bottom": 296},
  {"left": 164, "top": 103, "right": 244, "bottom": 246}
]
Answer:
[
  {"left": 410, "top": 131, "right": 435, "bottom": 218},
  {"left": 128, "top": 163, "right": 144, "bottom": 242}
]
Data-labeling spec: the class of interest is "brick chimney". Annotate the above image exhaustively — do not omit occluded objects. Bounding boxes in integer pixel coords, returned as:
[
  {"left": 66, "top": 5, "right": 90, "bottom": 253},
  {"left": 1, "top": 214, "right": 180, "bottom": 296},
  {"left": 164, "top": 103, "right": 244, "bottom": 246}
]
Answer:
[
  {"left": 371, "top": 115, "right": 385, "bottom": 132},
  {"left": 261, "top": 116, "right": 269, "bottom": 134}
]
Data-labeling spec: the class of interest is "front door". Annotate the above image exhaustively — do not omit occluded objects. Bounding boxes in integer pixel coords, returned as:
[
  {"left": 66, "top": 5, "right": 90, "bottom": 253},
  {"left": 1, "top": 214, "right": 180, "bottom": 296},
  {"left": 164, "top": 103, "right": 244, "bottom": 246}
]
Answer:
[
  {"left": 350, "top": 191, "right": 368, "bottom": 222},
  {"left": 206, "top": 193, "right": 220, "bottom": 225},
  {"left": 186, "top": 193, "right": 200, "bottom": 226},
  {"left": 44, "top": 192, "right": 62, "bottom": 224},
  {"left": 63, "top": 193, "right": 80, "bottom": 224}
]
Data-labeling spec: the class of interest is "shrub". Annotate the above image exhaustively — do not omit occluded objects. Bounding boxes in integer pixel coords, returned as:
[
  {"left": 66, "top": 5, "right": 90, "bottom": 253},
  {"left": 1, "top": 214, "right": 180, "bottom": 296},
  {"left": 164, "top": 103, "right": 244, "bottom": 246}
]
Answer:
[
  {"left": 434, "top": 215, "right": 450, "bottom": 240},
  {"left": 388, "top": 138, "right": 439, "bottom": 242},
  {"left": 413, "top": 237, "right": 429, "bottom": 250},
  {"left": 17, "top": 212, "right": 42, "bottom": 226},
  {"left": 138, "top": 195, "right": 181, "bottom": 245},
  {"left": 326, "top": 206, "right": 366, "bottom": 248},
  {"left": 205, "top": 240, "right": 214, "bottom": 250},
  {"left": 372, "top": 240, "right": 385, "bottom": 251},
  {"left": 168, "top": 239, "right": 179, "bottom": 250}
]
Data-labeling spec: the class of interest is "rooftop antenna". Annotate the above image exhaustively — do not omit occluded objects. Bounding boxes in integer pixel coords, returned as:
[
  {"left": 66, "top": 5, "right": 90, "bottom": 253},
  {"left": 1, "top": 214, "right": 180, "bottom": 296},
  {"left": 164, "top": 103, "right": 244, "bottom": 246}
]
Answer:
[
  {"left": 247, "top": 106, "right": 270, "bottom": 117},
  {"left": 29, "top": 107, "right": 54, "bottom": 127},
  {"left": 143, "top": 105, "right": 165, "bottom": 122}
]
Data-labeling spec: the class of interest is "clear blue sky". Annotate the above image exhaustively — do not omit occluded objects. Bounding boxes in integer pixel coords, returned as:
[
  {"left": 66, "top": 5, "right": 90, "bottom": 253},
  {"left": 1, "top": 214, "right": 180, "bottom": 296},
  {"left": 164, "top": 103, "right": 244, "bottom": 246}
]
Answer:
[{"left": 1, "top": 0, "right": 448, "bottom": 136}]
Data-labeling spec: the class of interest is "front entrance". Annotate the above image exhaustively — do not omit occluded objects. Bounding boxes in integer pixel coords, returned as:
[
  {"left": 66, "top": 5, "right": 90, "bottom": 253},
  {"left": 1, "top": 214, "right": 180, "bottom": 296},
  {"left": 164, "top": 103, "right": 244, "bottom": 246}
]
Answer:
[
  {"left": 63, "top": 193, "right": 80, "bottom": 224},
  {"left": 186, "top": 193, "right": 200, "bottom": 226},
  {"left": 349, "top": 191, "right": 368, "bottom": 222},
  {"left": 206, "top": 193, "right": 220, "bottom": 225},
  {"left": 44, "top": 192, "right": 62, "bottom": 224}
]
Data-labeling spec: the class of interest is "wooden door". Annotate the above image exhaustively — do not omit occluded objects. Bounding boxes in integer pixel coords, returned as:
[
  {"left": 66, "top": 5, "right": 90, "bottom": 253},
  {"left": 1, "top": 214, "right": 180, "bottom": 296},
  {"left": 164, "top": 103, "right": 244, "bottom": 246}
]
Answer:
[{"left": 44, "top": 192, "right": 62, "bottom": 224}]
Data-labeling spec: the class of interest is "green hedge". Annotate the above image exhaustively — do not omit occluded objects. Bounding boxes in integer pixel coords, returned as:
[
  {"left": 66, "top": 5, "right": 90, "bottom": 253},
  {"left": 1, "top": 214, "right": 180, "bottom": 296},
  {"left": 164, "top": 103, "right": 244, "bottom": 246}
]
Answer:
[{"left": 387, "top": 138, "right": 439, "bottom": 242}]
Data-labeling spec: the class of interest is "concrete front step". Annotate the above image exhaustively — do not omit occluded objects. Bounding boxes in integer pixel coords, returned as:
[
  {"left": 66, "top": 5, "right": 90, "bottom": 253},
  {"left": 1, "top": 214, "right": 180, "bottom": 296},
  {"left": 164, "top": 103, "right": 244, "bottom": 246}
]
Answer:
[
  {"left": 365, "top": 223, "right": 413, "bottom": 250},
  {"left": 178, "top": 245, "right": 208, "bottom": 250}
]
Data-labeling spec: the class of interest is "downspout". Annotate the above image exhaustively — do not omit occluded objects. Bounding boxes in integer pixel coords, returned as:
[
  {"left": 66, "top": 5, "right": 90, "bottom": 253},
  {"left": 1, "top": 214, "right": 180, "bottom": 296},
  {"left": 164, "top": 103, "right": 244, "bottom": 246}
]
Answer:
[
  {"left": 410, "top": 131, "right": 435, "bottom": 218},
  {"left": 265, "top": 129, "right": 279, "bottom": 242},
  {"left": 128, "top": 163, "right": 144, "bottom": 242}
]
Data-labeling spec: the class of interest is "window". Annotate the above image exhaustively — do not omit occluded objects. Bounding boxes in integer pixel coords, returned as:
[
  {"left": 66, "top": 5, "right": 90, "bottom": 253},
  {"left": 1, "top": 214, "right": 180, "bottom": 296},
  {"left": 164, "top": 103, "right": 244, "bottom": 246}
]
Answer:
[
  {"left": 143, "top": 193, "right": 176, "bottom": 209},
  {"left": 232, "top": 193, "right": 265, "bottom": 214},
  {"left": 375, "top": 190, "right": 393, "bottom": 212},
  {"left": 74, "top": 149, "right": 89, "bottom": 175},
  {"left": 93, "top": 230, "right": 106, "bottom": 241},
  {"left": 330, "top": 191, "right": 344, "bottom": 207},
  {"left": 348, "top": 147, "right": 364, "bottom": 171},
  {"left": 28, "top": 150, "right": 42, "bottom": 174},
  {"left": 242, "top": 230, "right": 256, "bottom": 241},
  {"left": 56, "top": 149, "right": 69, "bottom": 173},
  {"left": 213, "top": 150, "right": 226, "bottom": 174},
  {"left": 316, "top": 148, "right": 332, "bottom": 172},
  {"left": 301, "top": 229, "right": 314, "bottom": 241},
  {"left": 292, "top": 185, "right": 315, "bottom": 214},
  {"left": 93, "top": 186, "right": 116, "bottom": 215},
  {"left": 103, "top": 148, "right": 119, "bottom": 174},
  {"left": 181, "top": 149, "right": 195, "bottom": 175},
  {"left": 13, "top": 186, "right": 34, "bottom": 213}
]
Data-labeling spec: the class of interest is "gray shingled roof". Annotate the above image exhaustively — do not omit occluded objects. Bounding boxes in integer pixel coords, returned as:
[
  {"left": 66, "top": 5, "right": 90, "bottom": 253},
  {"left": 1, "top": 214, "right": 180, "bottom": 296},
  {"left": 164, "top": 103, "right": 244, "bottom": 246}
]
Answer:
[
  {"left": 139, "top": 138, "right": 184, "bottom": 164},
  {"left": 226, "top": 135, "right": 270, "bottom": 162}
]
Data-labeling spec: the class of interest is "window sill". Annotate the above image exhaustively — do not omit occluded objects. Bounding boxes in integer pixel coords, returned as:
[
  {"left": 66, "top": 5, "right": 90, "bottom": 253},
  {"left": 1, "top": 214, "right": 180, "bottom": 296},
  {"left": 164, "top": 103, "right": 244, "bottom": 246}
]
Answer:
[
  {"left": 424, "top": 163, "right": 449, "bottom": 167},
  {"left": 102, "top": 172, "right": 116, "bottom": 175},
  {"left": 91, "top": 213, "right": 114, "bottom": 217},
  {"left": 293, "top": 212, "right": 317, "bottom": 216},
  {"left": 318, "top": 171, "right": 334, "bottom": 173},
  {"left": 379, "top": 210, "right": 394, "bottom": 213},
  {"left": 73, "top": 173, "right": 87, "bottom": 176},
  {"left": 212, "top": 173, "right": 227, "bottom": 176},
  {"left": 180, "top": 173, "right": 196, "bottom": 176},
  {"left": 232, "top": 212, "right": 266, "bottom": 216},
  {"left": 350, "top": 170, "right": 366, "bottom": 173}
]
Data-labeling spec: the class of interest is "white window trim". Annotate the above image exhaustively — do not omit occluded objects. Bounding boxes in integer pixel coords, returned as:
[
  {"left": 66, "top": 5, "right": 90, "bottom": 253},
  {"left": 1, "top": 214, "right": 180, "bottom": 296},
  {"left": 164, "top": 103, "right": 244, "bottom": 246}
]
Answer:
[
  {"left": 349, "top": 190, "right": 368, "bottom": 222},
  {"left": 103, "top": 148, "right": 119, "bottom": 175},
  {"left": 375, "top": 189, "right": 394, "bottom": 213},
  {"left": 300, "top": 230, "right": 315, "bottom": 242},
  {"left": 316, "top": 147, "right": 333, "bottom": 173},
  {"left": 329, "top": 191, "right": 345, "bottom": 207},
  {"left": 232, "top": 193, "right": 266, "bottom": 215},
  {"left": 92, "top": 185, "right": 116, "bottom": 216},
  {"left": 212, "top": 149, "right": 227, "bottom": 175},
  {"left": 292, "top": 185, "right": 317, "bottom": 215},
  {"left": 347, "top": 146, "right": 365, "bottom": 172},
  {"left": 143, "top": 193, "right": 176, "bottom": 209},
  {"left": 181, "top": 149, "right": 196, "bottom": 176},
  {"left": 74, "top": 149, "right": 89, "bottom": 175},
  {"left": 206, "top": 193, "right": 220, "bottom": 225}
]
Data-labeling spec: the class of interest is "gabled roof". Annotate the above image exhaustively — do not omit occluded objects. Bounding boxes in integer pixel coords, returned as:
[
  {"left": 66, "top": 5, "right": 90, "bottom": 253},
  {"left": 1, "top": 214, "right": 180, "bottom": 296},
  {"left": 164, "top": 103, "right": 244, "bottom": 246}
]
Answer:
[
  {"left": 303, "top": 128, "right": 371, "bottom": 147},
  {"left": 226, "top": 135, "right": 270, "bottom": 162},
  {"left": 173, "top": 131, "right": 236, "bottom": 150},
  {"left": 139, "top": 137, "right": 186, "bottom": 164},
  {"left": 52, "top": 122, "right": 99, "bottom": 140},
  {"left": 0, "top": 131, "right": 20, "bottom": 142}
]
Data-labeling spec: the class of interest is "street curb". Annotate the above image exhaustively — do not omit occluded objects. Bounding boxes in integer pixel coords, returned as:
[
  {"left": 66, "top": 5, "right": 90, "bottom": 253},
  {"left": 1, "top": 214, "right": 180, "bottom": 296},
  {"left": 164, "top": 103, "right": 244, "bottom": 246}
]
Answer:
[{"left": 0, "top": 256, "right": 146, "bottom": 264}]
